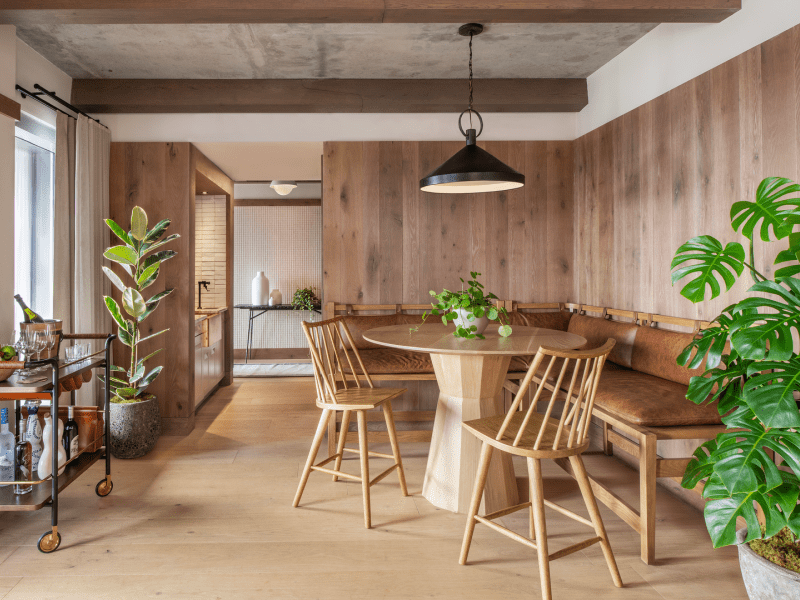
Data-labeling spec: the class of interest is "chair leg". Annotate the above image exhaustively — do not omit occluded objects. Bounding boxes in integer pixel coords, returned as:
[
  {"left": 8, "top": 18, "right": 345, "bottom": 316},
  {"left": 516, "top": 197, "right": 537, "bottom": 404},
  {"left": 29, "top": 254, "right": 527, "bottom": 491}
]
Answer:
[
  {"left": 293, "top": 409, "right": 331, "bottom": 508},
  {"left": 332, "top": 410, "right": 351, "bottom": 482},
  {"left": 528, "top": 458, "right": 552, "bottom": 600},
  {"left": 357, "top": 410, "right": 371, "bottom": 529},
  {"left": 382, "top": 400, "right": 408, "bottom": 496},
  {"left": 570, "top": 455, "right": 623, "bottom": 588},
  {"left": 640, "top": 432, "right": 657, "bottom": 564},
  {"left": 459, "top": 442, "right": 494, "bottom": 565}
]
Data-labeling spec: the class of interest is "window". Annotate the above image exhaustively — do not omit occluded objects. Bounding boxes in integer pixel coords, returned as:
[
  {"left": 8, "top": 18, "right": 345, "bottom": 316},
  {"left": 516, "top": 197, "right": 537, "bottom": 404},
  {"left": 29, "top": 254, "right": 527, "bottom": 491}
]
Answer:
[{"left": 14, "top": 113, "right": 55, "bottom": 323}]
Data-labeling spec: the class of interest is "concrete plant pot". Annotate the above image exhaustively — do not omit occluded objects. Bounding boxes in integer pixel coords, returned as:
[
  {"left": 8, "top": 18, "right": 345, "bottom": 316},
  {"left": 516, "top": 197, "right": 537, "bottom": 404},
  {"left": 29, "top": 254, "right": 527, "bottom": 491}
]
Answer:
[
  {"left": 109, "top": 395, "right": 161, "bottom": 459},
  {"left": 737, "top": 528, "right": 800, "bottom": 600}
]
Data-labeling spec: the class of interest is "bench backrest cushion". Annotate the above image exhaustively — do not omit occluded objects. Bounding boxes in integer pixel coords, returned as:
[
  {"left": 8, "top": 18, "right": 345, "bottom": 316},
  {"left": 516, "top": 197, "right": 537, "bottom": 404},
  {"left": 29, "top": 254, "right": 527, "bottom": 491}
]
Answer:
[
  {"left": 519, "top": 310, "right": 572, "bottom": 331},
  {"left": 567, "top": 314, "right": 639, "bottom": 368},
  {"left": 630, "top": 326, "right": 704, "bottom": 386},
  {"left": 341, "top": 314, "right": 399, "bottom": 349}
]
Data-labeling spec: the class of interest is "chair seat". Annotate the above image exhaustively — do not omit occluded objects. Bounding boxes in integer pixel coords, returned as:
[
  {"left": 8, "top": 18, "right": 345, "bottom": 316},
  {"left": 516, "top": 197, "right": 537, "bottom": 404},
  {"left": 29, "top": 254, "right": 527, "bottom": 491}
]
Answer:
[
  {"left": 317, "top": 386, "right": 406, "bottom": 410},
  {"left": 463, "top": 412, "right": 589, "bottom": 459}
]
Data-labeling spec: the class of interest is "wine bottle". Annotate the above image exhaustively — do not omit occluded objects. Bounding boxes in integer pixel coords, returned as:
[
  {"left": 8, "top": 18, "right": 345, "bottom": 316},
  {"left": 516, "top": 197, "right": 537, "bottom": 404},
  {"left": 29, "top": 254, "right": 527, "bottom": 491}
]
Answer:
[
  {"left": 14, "top": 294, "right": 44, "bottom": 324},
  {"left": 63, "top": 406, "right": 79, "bottom": 461},
  {"left": 0, "top": 409, "right": 14, "bottom": 487},
  {"left": 14, "top": 420, "right": 32, "bottom": 495}
]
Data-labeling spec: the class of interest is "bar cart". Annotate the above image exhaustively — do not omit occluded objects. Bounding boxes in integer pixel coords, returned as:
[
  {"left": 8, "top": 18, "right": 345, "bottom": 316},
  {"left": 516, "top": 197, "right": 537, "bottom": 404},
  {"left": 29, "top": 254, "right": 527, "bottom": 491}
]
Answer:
[{"left": 0, "top": 333, "right": 116, "bottom": 553}]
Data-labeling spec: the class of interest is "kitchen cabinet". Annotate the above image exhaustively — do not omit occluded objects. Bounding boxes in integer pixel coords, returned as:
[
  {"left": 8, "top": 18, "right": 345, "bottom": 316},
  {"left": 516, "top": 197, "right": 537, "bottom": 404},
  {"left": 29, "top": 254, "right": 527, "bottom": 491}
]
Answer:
[{"left": 194, "top": 312, "right": 225, "bottom": 407}]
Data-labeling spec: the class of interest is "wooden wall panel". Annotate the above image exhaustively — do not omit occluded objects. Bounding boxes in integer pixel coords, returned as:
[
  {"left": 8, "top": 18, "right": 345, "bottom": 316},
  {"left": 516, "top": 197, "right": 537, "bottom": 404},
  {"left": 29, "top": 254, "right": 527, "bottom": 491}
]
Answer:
[
  {"left": 323, "top": 140, "right": 575, "bottom": 305},
  {"left": 573, "top": 23, "right": 800, "bottom": 321}
]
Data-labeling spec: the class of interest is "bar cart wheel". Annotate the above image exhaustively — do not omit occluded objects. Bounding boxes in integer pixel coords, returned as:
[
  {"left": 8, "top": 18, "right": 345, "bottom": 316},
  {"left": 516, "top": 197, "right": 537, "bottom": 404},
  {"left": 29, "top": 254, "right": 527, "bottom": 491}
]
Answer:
[
  {"left": 37, "top": 530, "right": 61, "bottom": 553},
  {"left": 95, "top": 478, "right": 113, "bottom": 497}
]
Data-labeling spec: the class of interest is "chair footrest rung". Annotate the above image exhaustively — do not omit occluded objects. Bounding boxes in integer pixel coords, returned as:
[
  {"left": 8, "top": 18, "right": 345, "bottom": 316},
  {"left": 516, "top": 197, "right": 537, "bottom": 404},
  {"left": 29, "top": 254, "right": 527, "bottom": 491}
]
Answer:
[
  {"left": 548, "top": 536, "right": 603, "bottom": 561},
  {"left": 484, "top": 502, "right": 532, "bottom": 521},
  {"left": 474, "top": 515, "right": 538, "bottom": 551},
  {"left": 315, "top": 454, "right": 342, "bottom": 468},
  {"left": 369, "top": 464, "right": 399, "bottom": 487},
  {"left": 310, "top": 465, "right": 361, "bottom": 482},
  {"left": 543, "top": 499, "right": 594, "bottom": 528},
  {"left": 342, "top": 447, "right": 394, "bottom": 460}
]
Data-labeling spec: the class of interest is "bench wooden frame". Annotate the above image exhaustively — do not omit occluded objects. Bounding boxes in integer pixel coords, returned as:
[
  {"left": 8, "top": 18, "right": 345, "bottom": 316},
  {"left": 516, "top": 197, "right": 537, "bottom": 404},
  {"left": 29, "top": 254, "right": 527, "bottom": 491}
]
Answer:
[{"left": 503, "top": 302, "right": 724, "bottom": 564}]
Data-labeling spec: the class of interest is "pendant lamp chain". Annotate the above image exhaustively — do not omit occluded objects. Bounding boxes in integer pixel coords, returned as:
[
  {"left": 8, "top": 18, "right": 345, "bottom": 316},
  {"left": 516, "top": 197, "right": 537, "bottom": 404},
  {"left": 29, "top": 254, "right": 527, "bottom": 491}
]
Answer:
[{"left": 468, "top": 31, "right": 474, "bottom": 130}]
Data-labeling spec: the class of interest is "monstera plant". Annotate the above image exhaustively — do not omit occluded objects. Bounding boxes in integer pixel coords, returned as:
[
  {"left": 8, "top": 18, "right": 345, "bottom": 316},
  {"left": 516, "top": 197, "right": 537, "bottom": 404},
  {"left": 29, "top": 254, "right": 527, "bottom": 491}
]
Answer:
[
  {"left": 671, "top": 177, "right": 800, "bottom": 573},
  {"left": 102, "top": 206, "right": 178, "bottom": 403}
]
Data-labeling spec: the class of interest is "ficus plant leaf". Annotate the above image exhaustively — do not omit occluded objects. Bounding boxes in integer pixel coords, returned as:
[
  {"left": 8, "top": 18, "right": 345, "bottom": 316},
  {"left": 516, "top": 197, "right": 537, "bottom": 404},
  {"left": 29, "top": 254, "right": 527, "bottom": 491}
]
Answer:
[
  {"left": 673, "top": 175, "right": 800, "bottom": 550},
  {"left": 102, "top": 206, "right": 179, "bottom": 402}
]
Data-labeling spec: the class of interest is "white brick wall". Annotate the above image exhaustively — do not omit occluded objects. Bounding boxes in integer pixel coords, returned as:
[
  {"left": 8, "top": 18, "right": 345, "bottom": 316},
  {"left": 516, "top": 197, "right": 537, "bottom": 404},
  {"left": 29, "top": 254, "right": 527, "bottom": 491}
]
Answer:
[
  {"left": 195, "top": 195, "right": 227, "bottom": 309},
  {"left": 233, "top": 205, "right": 322, "bottom": 350}
]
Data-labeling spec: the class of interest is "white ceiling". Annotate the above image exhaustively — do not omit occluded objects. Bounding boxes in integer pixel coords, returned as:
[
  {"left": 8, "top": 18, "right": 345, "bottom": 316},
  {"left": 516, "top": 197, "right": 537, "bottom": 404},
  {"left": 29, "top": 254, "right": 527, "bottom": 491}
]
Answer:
[
  {"left": 194, "top": 142, "right": 322, "bottom": 182},
  {"left": 16, "top": 23, "right": 657, "bottom": 80}
]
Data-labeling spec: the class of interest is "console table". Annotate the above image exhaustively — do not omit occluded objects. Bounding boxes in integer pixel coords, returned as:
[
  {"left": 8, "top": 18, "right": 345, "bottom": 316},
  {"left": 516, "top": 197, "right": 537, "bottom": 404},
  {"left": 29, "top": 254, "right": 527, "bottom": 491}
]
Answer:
[{"left": 234, "top": 304, "right": 321, "bottom": 363}]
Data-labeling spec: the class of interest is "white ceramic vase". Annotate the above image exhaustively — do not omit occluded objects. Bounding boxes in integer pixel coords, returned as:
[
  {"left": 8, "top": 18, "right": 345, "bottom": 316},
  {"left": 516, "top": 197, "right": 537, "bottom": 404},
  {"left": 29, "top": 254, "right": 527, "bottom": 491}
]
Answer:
[
  {"left": 453, "top": 308, "right": 490, "bottom": 335},
  {"left": 269, "top": 289, "right": 283, "bottom": 306},
  {"left": 38, "top": 415, "right": 66, "bottom": 480},
  {"left": 252, "top": 272, "right": 270, "bottom": 306}
]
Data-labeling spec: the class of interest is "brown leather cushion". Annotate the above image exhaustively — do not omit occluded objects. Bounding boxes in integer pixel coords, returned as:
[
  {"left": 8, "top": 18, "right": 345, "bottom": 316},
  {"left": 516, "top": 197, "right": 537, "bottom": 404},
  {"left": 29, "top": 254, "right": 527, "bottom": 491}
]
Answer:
[
  {"left": 567, "top": 314, "right": 638, "bottom": 368},
  {"left": 343, "top": 348, "right": 435, "bottom": 374},
  {"left": 631, "top": 326, "right": 704, "bottom": 387},
  {"left": 341, "top": 314, "right": 398, "bottom": 349},
  {"left": 521, "top": 310, "right": 573, "bottom": 332},
  {"left": 593, "top": 368, "right": 721, "bottom": 427}
]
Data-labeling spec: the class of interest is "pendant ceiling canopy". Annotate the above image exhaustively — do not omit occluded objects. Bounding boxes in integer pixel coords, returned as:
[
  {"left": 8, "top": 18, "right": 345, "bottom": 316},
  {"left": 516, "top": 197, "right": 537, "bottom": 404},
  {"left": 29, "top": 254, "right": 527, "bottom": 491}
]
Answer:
[{"left": 420, "top": 23, "right": 525, "bottom": 195}]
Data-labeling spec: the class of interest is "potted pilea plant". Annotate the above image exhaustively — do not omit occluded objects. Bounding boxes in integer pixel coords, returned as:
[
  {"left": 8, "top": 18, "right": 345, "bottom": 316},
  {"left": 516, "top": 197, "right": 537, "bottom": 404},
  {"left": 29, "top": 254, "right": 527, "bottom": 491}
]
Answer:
[
  {"left": 101, "top": 206, "right": 178, "bottom": 459},
  {"left": 414, "top": 271, "right": 511, "bottom": 339},
  {"left": 292, "top": 286, "right": 320, "bottom": 311},
  {"left": 671, "top": 177, "right": 800, "bottom": 598}
]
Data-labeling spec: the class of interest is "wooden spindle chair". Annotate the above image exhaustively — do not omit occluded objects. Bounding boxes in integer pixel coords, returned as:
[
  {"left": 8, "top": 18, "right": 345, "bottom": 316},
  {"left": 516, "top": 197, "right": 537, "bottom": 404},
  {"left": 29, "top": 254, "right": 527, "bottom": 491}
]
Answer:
[
  {"left": 293, "top": 316, "right": 409, "bottom": 528},
  {"left": 459, "top": 339, "right": 622, "bottom": 600}
]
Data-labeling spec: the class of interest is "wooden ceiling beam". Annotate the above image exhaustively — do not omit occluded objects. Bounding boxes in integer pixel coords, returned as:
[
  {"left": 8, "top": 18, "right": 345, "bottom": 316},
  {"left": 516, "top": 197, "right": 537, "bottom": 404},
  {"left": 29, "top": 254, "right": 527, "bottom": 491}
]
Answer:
[
  {"left": 71, "top": 78, "right": 589, "bottom": 113},
  {"left": 0, "top": 1, "right": 741, "bottom": 25}
]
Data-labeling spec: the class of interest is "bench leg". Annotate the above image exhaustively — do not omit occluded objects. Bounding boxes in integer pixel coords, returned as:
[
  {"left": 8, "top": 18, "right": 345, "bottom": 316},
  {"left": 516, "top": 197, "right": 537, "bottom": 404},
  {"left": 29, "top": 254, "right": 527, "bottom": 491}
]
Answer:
[
  {"left": 603, "top": 422, "right": 613, "bottom": 456},
  {"left": 639, "top": 431, "right": 657, "bottom": 564}
]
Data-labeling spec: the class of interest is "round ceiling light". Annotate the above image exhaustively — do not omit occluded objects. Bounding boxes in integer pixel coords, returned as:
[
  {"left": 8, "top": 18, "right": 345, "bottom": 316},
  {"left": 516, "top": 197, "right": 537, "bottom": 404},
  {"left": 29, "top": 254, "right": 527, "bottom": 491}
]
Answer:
[
  {"left": 419, "top": 23, "right": 524, "bottom": 195},
  {"left": 270, "top": 180, "right": 298, "bottom": 196}
]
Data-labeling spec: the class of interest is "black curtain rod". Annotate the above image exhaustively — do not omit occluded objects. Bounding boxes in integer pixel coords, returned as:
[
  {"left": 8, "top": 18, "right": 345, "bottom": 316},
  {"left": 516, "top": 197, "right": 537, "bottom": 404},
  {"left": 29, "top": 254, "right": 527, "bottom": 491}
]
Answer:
[
  {"left": 15, "top": 85, "right": 72, "bottom": 119},
  {"left": 33, "top": 84, "right": 105, "bottom": 127}
]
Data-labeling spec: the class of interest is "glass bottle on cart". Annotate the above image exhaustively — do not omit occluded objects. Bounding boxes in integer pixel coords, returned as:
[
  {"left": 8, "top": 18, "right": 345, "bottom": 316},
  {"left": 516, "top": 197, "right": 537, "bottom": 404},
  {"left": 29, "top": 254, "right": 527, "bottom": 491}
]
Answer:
[
  {"left": 26, "top": 401, "right": 43, "bottom": 474},
  {"left": 0, "top": 408, "right": 14, "bottom": 487},
  {"left": 63, "top": 406, "right": 79, "bottom": 461},
  {"left": 14, "top": 419, "right": 32, "bottom": 494}
]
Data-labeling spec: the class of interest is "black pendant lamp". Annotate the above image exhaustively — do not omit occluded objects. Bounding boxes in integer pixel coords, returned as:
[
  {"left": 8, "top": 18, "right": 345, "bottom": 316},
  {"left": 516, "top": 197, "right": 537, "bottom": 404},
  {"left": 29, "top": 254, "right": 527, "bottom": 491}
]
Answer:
[{"left": 420, "top": 23, "right": 525, "bottom": 194}]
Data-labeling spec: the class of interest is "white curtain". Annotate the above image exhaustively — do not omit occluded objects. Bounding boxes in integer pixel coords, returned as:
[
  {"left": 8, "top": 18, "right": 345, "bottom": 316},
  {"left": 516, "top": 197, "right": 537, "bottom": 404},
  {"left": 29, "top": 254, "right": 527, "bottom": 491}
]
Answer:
[
  {"left": 74, "top": 116, "right": 111, "bottom": 405},
  {"left": 53, "top": 112, "right": 76, "bottom": 335}
]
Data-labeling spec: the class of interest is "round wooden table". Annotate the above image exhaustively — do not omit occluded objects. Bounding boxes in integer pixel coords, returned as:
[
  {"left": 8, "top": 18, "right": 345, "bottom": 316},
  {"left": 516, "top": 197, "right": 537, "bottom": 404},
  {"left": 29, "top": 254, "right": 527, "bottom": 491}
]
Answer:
[{"left": 363, "top": 322, "right": 586, "bottom": 514}]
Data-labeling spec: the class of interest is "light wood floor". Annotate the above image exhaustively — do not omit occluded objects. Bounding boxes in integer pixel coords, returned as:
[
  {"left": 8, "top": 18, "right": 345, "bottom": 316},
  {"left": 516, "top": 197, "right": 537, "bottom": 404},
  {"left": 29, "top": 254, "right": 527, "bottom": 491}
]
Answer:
[{"left": 0, "top": 378, "right": 747, "bottom": 599}]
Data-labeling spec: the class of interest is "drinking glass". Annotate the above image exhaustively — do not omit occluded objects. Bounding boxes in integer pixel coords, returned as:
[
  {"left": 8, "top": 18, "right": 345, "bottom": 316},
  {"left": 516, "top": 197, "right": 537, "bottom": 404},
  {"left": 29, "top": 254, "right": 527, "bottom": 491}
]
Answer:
[{"left": 43, "top": 323, "right": 58, "bottom": 361}]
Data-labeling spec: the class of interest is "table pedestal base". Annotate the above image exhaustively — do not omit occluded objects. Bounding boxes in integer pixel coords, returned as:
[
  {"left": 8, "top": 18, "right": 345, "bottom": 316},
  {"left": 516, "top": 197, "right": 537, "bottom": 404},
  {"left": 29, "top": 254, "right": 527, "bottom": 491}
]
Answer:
[{"left": 423, "top": 353, "right": 520, "bottom": 514}]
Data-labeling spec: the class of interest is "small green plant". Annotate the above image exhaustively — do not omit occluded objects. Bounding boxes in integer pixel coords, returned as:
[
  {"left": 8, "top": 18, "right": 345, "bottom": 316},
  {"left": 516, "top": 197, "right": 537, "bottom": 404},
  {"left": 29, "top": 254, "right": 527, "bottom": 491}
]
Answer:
[
  {"left": 411, "top": 272, "right": 511, "bottom": 339},
  {"left": 101, "top": 206, "right": 178, "bottom": 403},
  {"left": 292, "top": 286, "right": 320, "bottom": 311},
  {"left": 671, "top": 176, "right": 800, "bottom": 553}
]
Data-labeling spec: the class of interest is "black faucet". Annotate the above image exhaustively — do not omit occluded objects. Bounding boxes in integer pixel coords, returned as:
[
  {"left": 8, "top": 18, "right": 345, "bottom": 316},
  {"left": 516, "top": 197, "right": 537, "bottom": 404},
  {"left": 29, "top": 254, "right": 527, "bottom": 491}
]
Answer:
[{"left": 198, "top": 281, "right": 210, "bottom": 309}]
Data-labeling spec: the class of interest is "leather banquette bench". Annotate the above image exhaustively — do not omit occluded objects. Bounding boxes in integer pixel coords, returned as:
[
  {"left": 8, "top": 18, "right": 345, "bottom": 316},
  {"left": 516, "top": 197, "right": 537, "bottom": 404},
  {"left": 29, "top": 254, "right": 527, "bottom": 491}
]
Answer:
[{"left": 325, "top": 301, "right": 724, "bottom": 564}]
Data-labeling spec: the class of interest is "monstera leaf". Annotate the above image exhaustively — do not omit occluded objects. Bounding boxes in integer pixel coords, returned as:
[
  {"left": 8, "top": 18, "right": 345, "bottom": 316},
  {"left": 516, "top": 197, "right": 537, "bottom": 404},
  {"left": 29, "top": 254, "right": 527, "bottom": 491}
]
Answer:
[
  {"left": 743, "top": 359, "right": 800, "bottom": 428},
  {"left": 730, "top": 278, "right": 800, "bottom": 361},
  {"left": 677, "top": 306, "right": 737, "bottom": 369},
  {"left": 774, "top": 231, "right": 800, "bottom": 279},
  {"left": 671, "top": 236, "right": 745, "bottom": 302},
  {"left": 731, "top": 176, "right": 800, "bottom": 241}
]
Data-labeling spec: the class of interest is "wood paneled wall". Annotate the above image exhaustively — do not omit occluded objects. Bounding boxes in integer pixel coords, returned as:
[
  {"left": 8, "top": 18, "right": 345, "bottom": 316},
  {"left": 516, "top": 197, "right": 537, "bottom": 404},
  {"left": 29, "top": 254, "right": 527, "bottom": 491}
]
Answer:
[
  {"left": 110, "top": 142, "right": 233, "bottom": 435},
  {"left": 322, "top": 141, "right": 575, "bottom": 304},
  {"left": 573, "top": 23, "right": 800, "bottom": 321}
]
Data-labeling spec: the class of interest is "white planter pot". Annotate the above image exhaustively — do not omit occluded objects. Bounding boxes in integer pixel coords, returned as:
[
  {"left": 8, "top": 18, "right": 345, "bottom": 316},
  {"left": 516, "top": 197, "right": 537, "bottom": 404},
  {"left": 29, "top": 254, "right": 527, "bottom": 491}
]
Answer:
[
  {"left": 251, "top": 272, "right": 270, "bottom": 306},
  {"left": 737, "top": 528, "right": 800, "bottom": 599},
  {"left": 453, "top": 308, "right": 489, "bottom": 335}
]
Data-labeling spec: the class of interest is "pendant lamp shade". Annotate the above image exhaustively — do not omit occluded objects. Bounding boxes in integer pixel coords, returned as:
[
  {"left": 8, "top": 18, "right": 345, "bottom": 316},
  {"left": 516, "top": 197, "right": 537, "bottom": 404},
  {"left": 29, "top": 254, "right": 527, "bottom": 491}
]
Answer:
[
  {"left": 419, "top": 23, "right": 525, "bottom": 194},
  {"left": 270, "top": 180, "right": 297, "bottom": 196},
  {"left": 420, "top": 134, "right": 525, "bottom": 194}
]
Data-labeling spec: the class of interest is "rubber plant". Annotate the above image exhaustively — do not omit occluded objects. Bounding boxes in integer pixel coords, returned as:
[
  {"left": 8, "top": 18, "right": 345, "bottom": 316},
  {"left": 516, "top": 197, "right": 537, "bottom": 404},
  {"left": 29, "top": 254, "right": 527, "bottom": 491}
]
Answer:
[
  {"left": 101, "top": 206, "right": 178, "bottom": 403},
  {"left": 414, "top": 271, "right": 511, "bottom": 339},
  {"left": 671, "top": 176, "right": 800, "bottom": 558}
]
